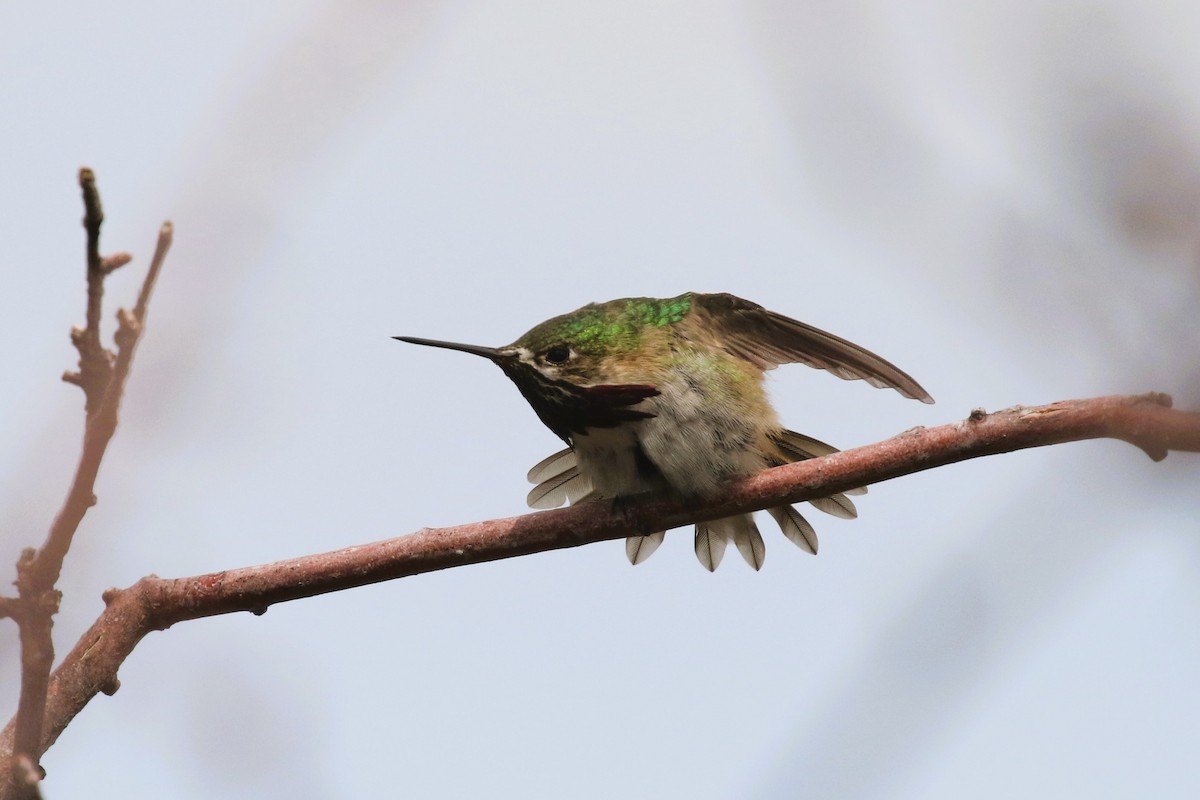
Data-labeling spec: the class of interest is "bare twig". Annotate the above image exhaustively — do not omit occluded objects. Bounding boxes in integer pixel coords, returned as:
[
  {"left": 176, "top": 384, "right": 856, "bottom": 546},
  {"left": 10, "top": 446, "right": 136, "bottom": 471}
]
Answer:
[
  {"left": 99, "top": 252, "right": 132, "bottom": 275},
  {"left": 131, "top": 224, "right": 171, "bottom": 323},
  {"left": 0, "top": 392, "right": 1194, "bottom": 789},
  {"left": 3, "top": 170, "right": 172, "bottom": 797},
  {"left": 73, "top": 167, "right": 113, "bottom": 415}
]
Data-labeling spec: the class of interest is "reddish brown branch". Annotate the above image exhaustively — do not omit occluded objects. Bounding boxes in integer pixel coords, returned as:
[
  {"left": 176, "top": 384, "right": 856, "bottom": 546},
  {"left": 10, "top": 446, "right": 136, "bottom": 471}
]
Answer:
[
  {"left": 0, "top": 392, "right": 1194, "bottom": 787},
  {"left": 131, "top": 222, "right": 171, "bottom": 323},
  {"left": 3, "top": 170, "right": 172, "bottom": 798},
  {"left": 0, "top": 598, "right": 19, "bottom": 621},
  {"left": 72, "top": 167, "right": 113, "bottom": 415}
]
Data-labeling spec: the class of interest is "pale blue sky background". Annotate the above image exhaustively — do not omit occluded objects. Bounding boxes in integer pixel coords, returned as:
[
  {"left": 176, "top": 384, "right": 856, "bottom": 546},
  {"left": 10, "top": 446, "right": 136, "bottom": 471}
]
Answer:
[{"left": 2, "top": 2, "right": 1199, "bottom": 798}]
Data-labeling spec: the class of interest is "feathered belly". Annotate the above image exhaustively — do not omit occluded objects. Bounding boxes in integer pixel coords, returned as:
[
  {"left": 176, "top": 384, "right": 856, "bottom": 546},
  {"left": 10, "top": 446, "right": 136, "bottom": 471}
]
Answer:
[{"left": 639, "top": 398, "right": 771, "bottom": 496}]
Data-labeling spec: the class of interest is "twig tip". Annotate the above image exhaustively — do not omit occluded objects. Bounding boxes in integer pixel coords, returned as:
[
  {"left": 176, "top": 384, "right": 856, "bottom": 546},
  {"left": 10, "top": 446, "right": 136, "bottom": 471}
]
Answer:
[
  {"left": 79, "top": 167, "right": 103, "bottom": 228},
  {"left": 100, "top": 253, "right": 133, "bottom": 274}
]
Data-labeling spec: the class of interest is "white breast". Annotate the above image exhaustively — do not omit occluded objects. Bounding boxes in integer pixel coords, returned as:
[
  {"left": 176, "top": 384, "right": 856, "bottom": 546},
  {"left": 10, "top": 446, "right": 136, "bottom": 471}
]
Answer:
[{"left": 636, "top": 379, "right": 775, "bottom": 497}]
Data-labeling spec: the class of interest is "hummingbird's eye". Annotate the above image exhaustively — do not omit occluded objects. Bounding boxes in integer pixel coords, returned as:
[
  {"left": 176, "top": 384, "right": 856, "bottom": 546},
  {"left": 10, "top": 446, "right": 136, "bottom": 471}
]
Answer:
[{"left": 544, "top": 345, "right": 571, "bottom": 365}]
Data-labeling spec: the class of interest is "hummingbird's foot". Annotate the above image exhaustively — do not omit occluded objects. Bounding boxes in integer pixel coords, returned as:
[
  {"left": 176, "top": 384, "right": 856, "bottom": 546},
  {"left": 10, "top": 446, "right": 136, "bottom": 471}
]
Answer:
[{"left": 609, "top": 492, "right": 658, "bottom": 535}]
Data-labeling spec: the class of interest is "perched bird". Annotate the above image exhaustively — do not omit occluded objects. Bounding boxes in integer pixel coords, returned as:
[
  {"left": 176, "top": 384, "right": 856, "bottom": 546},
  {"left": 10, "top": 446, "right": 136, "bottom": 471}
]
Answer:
[{"left": 396, "top": 292, "right": 932, "bottom": 570}]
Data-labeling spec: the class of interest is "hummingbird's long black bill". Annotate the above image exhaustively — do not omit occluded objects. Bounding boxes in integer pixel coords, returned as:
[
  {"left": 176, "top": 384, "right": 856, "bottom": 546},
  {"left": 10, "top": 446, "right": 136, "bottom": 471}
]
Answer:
[{"left": 393, "top": 336, "right": 503, "bottom": 361}]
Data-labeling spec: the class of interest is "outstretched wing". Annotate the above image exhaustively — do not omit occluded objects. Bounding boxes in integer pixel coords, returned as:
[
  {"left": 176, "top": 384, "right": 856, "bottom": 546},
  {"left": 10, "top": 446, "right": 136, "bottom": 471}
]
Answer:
[{"left": 691, "top": 293, "right": 934, "bottom": 403}]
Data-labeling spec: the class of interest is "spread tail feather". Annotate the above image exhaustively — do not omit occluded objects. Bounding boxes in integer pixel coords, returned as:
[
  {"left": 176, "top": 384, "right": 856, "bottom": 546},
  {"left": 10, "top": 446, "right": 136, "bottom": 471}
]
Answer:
[
  {"left": 626, "top": 532, "right": 665, "bottom": 565},
  {"left": 695, "top": 514, "right": 764, "bottom": 571},
  {"left": 808, "top": 494, "right": 858, "bottom": 519},
  {"left": 767, "top": 505, "right": 819, "bottom": 555},
  {"left": 772, "top": 429, "right": 868, "bottom": 496},
  {"left": 526, "top": 434, "right": 852, "bottom": 568},
  {"left": 526, "top": 467, "right": 587, "bottom": 509},
  {"left": 694, "top": 523, "right": 729, "bottom": 571},
  {"left": 525, "top": 453, "right": 594, "bottom": 509},
  {"left": 526, "top": 447, "right": 576, "bottom": 484},
  {"left": 731, "top": 515, "right": 765, "bottom": 570}
]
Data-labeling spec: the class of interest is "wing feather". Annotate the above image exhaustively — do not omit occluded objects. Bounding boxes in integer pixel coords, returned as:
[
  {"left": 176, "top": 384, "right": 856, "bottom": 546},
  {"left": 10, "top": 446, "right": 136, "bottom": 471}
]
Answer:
[{"left": 693, "top": 293, "right": 934, "bottom": 403}]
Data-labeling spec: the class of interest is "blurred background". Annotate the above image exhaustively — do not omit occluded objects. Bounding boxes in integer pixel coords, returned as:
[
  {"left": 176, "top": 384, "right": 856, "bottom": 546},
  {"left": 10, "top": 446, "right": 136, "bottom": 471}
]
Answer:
[{"left": 2, "top": 1, "right": 1199, "bottom": 797}]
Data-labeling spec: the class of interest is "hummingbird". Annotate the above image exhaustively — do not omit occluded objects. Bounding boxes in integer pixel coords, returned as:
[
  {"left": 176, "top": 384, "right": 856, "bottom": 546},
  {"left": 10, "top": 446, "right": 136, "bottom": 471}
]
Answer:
[{"left": 395, "top": 292, "right": 932, "bottom": 570}]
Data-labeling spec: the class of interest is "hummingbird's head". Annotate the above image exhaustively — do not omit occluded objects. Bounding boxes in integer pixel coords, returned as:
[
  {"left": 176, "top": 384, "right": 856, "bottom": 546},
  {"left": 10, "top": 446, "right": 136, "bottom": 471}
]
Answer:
[
  {"left": 390, "top": 327, "right": 596, "bottom": 389},
  {"left": 394, "top": 295, "right": 688, "bottom": 440},
  {"left": 397, "top": 294, "right": 691, "bottom": 384}
]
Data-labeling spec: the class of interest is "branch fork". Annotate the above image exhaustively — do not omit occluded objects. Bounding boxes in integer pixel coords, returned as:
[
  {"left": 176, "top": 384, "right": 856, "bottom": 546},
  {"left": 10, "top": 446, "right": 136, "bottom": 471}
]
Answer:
[{"left": 1, "top": 169, "right": 173, "bottom": 798}]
